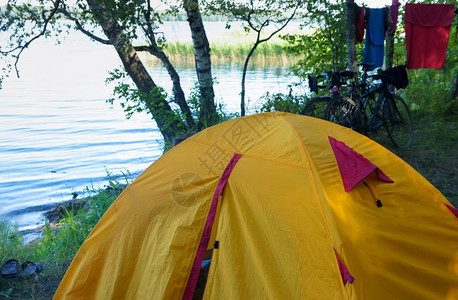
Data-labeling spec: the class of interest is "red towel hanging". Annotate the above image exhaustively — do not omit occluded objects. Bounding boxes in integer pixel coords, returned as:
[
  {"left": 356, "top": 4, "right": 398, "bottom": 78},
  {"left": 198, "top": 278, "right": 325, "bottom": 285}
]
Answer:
[{"left": 405, "top": 3, "right": 455, "bottom": 69}]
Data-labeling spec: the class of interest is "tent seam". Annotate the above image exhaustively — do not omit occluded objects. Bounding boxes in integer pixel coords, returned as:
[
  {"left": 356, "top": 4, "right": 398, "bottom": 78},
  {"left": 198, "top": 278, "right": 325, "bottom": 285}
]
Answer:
[
  {"left": 280, "top": 115, "right": 351, "bottom": 300},
  {"left": 187, "top": 137, "right": 310, "bottom": 170}
]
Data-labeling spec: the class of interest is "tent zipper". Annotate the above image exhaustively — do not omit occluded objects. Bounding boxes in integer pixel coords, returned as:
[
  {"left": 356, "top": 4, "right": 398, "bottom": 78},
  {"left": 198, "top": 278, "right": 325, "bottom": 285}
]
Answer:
[{"left": 363, "top": 180, "right": 383, "bottom": 207}]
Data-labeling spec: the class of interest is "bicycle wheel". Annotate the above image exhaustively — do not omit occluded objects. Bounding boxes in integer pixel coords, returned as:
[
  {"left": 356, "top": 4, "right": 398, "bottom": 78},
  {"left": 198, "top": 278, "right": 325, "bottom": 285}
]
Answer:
[
  {"left": 301, "top": 96, "right": 331, "bottom": 119},
  {"left": 324, "top": 96, "right": 365, "bottom": 131},
  {"left": 382, "top": 94, "right": 413, "bottom": 147}
]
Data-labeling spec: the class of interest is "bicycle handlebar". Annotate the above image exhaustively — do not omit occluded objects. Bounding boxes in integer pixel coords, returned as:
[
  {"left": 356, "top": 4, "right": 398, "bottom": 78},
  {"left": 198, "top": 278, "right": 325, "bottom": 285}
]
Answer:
[{"left": 308, "top": 70, "right": 356, "bottom": 93}]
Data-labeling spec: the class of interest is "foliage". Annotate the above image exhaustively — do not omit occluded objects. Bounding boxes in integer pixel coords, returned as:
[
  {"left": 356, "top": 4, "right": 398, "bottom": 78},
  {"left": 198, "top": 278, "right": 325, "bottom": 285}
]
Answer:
[
  {"left": 281, "top": 0, "right": 348, "bottom": 77},
  {"left": 403, "top": 68, "right": 457, "bottom": 117},
  {"left": 0, "top": 1, "right": 68, "bottom": 80},
  {"left": 182, "top": 80, "right": 239, "bottom": 127},
  {"left": 107, "top": 68, "right": 237, "bottom": 141},
  {"left": 106, "top": 68, "right": 189, "bottom": 143},
  {"left": 106, "top": 68, "right": 160, "bottom": 119},
  {"left": 258, "top": 91, "right": 306, "bottom": 114},
  {"left": 0, "top": 222, "right": 40, "bottom": 297},
  {"left": 39, "top": 181, "right": 127, "bottom": 262},
  {"left": 204, "top": 0, "right": 303, "bottom": 29},
  {"left": 162, "top": 12, "right": 228, "bottom": 22}
]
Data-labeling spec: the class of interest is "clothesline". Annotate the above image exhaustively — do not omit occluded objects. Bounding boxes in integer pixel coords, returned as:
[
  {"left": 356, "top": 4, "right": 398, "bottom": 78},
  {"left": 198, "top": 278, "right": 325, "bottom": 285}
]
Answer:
[
  {"left": 354, "top": 0, "right": 392, "bottom": 8},
  {"left": 354, "top": 1, "right": 455, "bottom": 70}
]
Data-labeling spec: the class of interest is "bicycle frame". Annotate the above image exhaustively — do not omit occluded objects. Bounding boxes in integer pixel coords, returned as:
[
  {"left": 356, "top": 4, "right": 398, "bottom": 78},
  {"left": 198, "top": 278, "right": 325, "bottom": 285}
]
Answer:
[{"left": 361, "top": 84, "right": 387, "bottom": 132}]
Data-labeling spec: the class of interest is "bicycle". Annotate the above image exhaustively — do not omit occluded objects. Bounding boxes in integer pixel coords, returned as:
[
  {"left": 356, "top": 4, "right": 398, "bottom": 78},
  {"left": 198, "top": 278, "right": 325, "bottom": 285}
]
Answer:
[
  {"left": 325, "top": 65, "right": 413, "bottom": 148},
  {"left": 321, "top": 63, "right": 376, "bottom": 133},
  {"left": 301, "top": 70, "right": 355, "bottom": 119}
]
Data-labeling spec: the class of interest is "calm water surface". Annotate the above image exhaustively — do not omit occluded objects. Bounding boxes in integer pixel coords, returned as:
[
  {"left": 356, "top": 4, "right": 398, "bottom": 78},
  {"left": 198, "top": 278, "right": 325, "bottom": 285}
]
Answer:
[{"left": 0, "top": 23, "right": 298, "bottom": 231}]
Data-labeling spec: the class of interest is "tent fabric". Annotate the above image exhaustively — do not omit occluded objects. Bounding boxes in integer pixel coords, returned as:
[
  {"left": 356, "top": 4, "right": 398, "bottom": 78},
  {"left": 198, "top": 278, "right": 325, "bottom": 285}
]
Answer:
[
  {"left": 54, "top": 112, "right": 458, "bottom": 300},
  {"left": 183, "top": 153, "right": 241, "bottom": 300},
  {"left": 405, "top": 3, "right": 455, "bottom": 69},
  {"left": 363, "top": 8, "right": 385, "bottom": 70}
]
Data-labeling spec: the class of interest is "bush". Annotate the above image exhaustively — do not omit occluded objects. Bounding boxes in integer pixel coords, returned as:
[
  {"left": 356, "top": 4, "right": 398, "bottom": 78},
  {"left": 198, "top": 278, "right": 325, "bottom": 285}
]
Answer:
[
  {"left": 258, "top": 91, "right": 306, "bottom": 114},
  {"left": 403, "top": 69, "right": 457, "bottom": 117}
]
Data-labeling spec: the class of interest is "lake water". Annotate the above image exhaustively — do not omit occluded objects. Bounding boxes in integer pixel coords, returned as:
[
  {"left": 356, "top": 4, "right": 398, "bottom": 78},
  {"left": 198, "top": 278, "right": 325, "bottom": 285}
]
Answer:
[{"left": 0, "top": 22, "right": 299, "bottom": 232}]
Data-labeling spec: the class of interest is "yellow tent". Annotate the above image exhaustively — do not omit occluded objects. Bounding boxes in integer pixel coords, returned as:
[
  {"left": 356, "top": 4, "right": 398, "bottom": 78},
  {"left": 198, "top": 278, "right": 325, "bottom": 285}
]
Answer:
[{"left": 54, "top": 112, "right": 458, "bottom": 299}]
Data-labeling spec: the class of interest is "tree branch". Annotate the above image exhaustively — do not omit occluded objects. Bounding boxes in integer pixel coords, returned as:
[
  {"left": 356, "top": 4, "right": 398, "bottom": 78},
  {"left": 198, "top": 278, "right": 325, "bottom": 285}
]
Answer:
[
  {"left": 259, "top": 5, "right": 300, "bottom": 44},
  {"left": 133, "top": 45, "right": 155, "bottom": 53},
  {"left": 59, "top": 4, "right": 111, "bottom": 45},
  {"left": 4, "top": 0, "right": 62, "bottom": 77},
  {"left": 143, "top": 0, "right": 156, "bottom": 42}
]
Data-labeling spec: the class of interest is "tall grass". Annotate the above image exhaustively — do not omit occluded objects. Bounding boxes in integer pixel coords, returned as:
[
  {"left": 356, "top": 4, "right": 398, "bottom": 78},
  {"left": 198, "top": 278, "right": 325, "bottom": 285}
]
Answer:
[
  {"left": 141, "top": 41, "right": 302, "bottom": 68},
  {"left": 1, "top": 221, "right": 26, "bottom": 263},
  {"left": 403, "top": 69, "right": 457, "bottom": 117}
]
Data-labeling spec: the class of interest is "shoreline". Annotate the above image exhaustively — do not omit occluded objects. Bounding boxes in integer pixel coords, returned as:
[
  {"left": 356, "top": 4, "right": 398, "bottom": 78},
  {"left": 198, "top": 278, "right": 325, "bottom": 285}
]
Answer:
[
  {"left": 13, "top": 199, "right": 88, "bottom": 246},
  {"left": 16, "top": 184, "right": 128, "bottom": 245}
]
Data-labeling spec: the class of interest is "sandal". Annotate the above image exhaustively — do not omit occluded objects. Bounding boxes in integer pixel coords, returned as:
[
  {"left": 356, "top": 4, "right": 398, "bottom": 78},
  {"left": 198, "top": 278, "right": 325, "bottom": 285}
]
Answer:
[
  {"left": 18, "top": 261, "right": 42, "bottom": 277},
  {"left": 0, "top": 259, "right": 42, "bottom": 278},
  {"left": 0, "top": 259, "right": 20, "bottom": 278}
]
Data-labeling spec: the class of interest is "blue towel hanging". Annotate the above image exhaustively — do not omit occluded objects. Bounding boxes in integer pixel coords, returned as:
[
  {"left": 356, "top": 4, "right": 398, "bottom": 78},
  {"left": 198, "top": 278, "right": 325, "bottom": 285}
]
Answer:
[{"left": 364, "top": 8, "right": 385, "bottom": 70}]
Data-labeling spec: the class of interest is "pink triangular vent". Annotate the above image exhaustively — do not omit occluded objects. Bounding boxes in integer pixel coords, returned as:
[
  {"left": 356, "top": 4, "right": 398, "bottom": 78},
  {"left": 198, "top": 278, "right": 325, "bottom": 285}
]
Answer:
[
  {"left": 444, "top": 203, "right": 458, "bottom": 218},
  {"left": 329, "top": 137, "right": 394, "bottom": 192}
]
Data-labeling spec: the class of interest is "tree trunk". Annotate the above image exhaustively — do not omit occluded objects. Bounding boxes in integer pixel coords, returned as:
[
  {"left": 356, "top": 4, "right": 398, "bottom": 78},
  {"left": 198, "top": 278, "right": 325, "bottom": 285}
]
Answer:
[
  {"left": 345, "top": 0, "right": 358, "bottom": 74},
  {"left": 385, "top": 28, "right": 395, "bottom": 70},
  {"left": 159, "top": 50, "right": 195, "bottom": 128},
  {"left": 183, "top": 0, "right": 218, "bottom": 128},
  {"left": 138, "top": 5, "right": 195, "bottom": 129},
  {"left": 142, "top": 45, "right": 195, "bottom": 128},
  {"left": 241, "top": 43, "right": 258, "bottom": 117},
  {"left": 85, "top": 0, "right": 185, "bottom": 144},
  {"left": 236, "top": 4, "right": 300, "bottom": 117}
]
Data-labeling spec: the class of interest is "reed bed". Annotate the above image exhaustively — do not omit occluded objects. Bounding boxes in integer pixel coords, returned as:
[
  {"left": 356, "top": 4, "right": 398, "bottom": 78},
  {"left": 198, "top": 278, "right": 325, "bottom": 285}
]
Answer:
[{"left": 139, "top": 41, "right": 302, "bottom": 68}]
